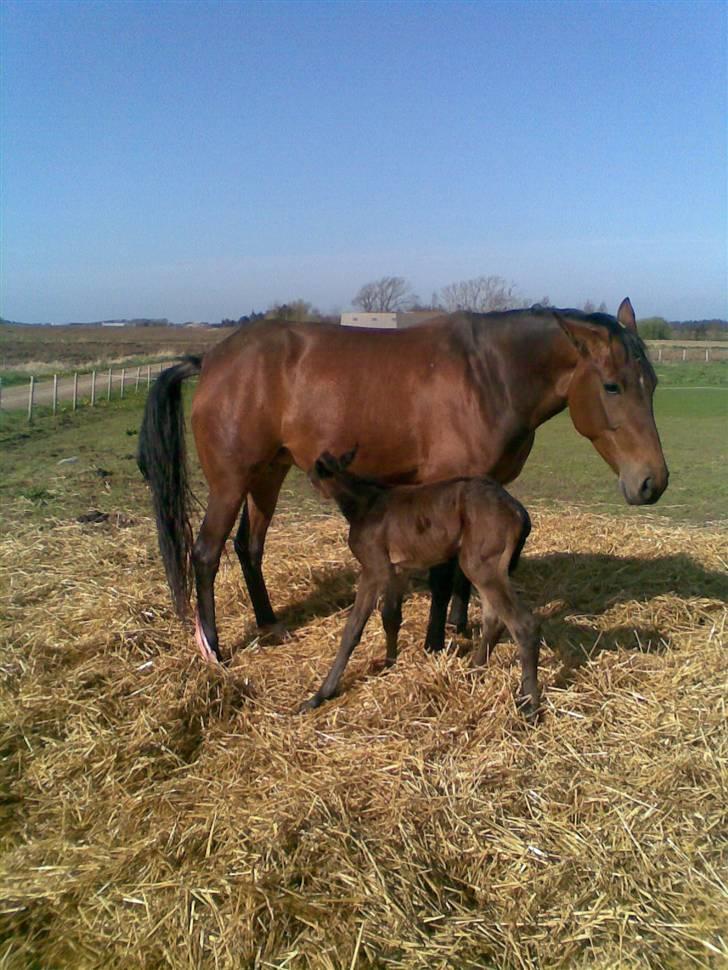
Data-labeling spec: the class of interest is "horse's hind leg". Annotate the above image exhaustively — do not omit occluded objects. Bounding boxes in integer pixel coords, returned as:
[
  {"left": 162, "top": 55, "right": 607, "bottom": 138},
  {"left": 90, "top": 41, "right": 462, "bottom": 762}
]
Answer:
[
  {"left": 193, "top": 489, "right": 245, "bottom": 662},
  {"left": 234, "top": 463, "right": 291, "bottom": 635}
]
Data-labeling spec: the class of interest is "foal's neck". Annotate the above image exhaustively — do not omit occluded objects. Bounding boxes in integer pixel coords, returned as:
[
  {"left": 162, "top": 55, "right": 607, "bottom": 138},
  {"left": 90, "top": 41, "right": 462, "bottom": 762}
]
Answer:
[{"left": 332, "top": 477, "right": 383, "bottom": 524}]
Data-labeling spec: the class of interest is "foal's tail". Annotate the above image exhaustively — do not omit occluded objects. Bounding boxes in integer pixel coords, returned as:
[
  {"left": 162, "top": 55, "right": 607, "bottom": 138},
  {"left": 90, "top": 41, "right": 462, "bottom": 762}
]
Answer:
[
  {"left": 508, "top": 504, "right": 531, "bottom": 575},
  {"left": 138, "top": 356, "right": 203, "bottom": 617}
]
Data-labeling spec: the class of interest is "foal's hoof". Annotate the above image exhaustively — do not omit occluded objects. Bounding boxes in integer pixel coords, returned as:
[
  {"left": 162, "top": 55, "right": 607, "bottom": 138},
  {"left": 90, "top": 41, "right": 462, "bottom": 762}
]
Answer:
[{"left": 298, "top": 695, "right": 322, "bottom": 714}]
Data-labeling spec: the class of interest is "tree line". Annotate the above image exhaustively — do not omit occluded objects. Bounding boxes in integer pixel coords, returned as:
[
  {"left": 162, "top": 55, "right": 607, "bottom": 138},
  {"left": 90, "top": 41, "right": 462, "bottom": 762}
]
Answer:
[{"left": 212, "top": 275, "right": 728, "bottom": 337}]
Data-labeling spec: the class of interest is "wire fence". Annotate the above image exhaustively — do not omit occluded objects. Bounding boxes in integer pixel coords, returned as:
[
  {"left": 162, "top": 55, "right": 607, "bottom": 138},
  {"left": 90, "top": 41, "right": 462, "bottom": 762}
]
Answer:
[
  {"left": 1, "top": 343, "right": 726, "bottom": 420},
  {"left": 0, "top": 362, "right": 172, "bottom": 419},
  {"left": 647, "top": 343, "right": 728, "bottom": 363}
]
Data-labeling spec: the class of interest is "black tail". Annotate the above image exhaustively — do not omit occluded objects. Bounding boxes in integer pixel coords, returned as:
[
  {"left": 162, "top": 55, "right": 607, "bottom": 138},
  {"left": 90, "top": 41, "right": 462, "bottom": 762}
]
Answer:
[
  {"left": 138, "top": 356, "right": 203, "bottom": 617},
  {"left": 508, "top": 504, "right": 531, "bottom": 575}
]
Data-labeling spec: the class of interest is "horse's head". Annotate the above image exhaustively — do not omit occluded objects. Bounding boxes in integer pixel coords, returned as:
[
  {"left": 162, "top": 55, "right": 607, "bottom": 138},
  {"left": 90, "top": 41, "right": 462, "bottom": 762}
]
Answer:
[{"left": 558, "top": 299, "right": 669, "bottom": 506}]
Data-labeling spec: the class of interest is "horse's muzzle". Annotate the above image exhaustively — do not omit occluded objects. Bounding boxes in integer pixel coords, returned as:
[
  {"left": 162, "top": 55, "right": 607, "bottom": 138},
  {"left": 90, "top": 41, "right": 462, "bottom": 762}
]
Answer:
[{"left": 620, "top": 467, "right": 669, "bottom": 506}]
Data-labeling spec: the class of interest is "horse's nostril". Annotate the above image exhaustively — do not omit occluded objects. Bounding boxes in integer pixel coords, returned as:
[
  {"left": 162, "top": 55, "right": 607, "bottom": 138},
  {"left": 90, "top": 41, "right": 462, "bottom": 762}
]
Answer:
[{"left": 640, "top": 477, "right": 654, "bottom": 499}]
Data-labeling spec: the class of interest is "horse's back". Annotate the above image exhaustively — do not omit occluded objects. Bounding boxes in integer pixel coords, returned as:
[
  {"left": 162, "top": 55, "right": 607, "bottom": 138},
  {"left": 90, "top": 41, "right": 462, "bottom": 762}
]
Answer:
[{"left": 189, "top": 316, "right": 524, "bottom": 483}]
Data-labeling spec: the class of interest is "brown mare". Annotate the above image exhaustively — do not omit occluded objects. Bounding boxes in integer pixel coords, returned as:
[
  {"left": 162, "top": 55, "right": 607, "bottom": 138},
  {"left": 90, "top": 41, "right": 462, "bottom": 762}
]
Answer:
[
  {"left": 305, "top": 450, "right": 539, "bottom": 717},
  {"left": 138, "top": 299, "right": 668, "bottom": 662}
]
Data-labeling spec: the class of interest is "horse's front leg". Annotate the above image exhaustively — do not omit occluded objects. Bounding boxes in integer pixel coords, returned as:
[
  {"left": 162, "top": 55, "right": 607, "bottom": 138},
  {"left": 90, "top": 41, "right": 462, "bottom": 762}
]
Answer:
[
  {"left": 381, "top": 573, "right": 405, "bottom": 667},
  {"left": 448, "top": 566, "right": 472, "bottom": 633},
  {"left": 424, "top": 559, "right": 456, "bottom": 652}
]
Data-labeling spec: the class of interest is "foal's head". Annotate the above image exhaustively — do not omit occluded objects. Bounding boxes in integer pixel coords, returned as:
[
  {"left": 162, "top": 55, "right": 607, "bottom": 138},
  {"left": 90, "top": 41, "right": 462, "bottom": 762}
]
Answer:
[
  {"left": 309, "top": 446, "right": 361, "bottom": 499},
  {"left": 557, "top": 298, "right": 669, "bottom": 505},
  {"left": 309, "top": 447, "right": 385, "bottom": 522}
]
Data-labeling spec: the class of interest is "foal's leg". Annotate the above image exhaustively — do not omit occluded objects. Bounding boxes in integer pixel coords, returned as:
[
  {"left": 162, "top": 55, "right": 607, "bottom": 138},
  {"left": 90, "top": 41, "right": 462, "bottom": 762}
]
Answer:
[
  {"left": 424, "top": 559, "right": 456, "bottom": 652},
  {"left": 471, "top": 597, "right": 506, "bottom": 667},
  {"left": 233, "top": 463, "right": 290, "bottom": 635},
  {"left": 381, "top": 575, "right": 405, "bottom": 667},
  {"left": 465, "top": 558, "right": 540, "bottom": 719},
  {"left": 448, "top": 566, "right": 472, "bottom": 634},
  {"left": 481, "top": 580, "right": 540, "bottom": 719},
  {"left": 301, "top": 575, "right": 380, "bottom": 710},
  {"left": 193, "top": 489, "right": 245, "bottom": 662}
]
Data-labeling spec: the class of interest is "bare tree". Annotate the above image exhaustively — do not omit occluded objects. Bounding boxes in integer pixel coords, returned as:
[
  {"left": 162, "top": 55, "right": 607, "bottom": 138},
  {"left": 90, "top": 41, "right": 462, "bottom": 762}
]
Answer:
[
  {"left": 439, "top": 275, "right": 524, "bottom": 313},
  {"left": 265, "top": 299, "right": 322, "bottom": 323},
  {"left": 353, "top": 277, "right": 418, "bottom": 312},
  {"left": 582, "top": 300, "right": 608, "bottom": 314}
]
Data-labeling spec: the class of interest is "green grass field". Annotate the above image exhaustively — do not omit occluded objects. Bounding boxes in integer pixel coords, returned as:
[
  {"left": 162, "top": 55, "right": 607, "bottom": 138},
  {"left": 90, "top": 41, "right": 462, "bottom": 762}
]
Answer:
[
  {"left": 0, "top": 322, "right": 229, "bottom": 385},
  {"left": 510, "top": 383, "right": 728, "bottom": 525},
  {"left": 1, "top": 366, "right": 726, "bottom": 529}
]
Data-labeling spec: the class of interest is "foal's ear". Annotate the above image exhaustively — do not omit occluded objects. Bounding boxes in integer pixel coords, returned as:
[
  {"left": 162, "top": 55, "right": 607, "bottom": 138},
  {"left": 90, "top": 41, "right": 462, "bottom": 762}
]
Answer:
[
  {"left": 617, "top": 297, "right": 637, "bottom": 333},
  {"left": 554, "top": 311, "right": 610, "bottom": 359},
  {"left": 314, "top": 456, "right": 334, "bottom": 479},
  {"left": 339, "top": 444, "right": 359, "bottom": 469}
]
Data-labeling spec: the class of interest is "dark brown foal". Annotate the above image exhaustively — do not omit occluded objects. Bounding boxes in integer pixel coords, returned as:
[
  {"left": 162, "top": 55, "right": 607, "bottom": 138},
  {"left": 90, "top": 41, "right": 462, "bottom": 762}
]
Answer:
[{"left": 303, "top": 450, "right": 540, "bottom": 719}]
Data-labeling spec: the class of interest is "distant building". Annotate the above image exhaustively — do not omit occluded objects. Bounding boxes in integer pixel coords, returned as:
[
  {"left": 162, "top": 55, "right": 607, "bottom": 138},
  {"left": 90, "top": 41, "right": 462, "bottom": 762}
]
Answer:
[{"left": 340, "top": 311, "right": 442, "bottom": 330}]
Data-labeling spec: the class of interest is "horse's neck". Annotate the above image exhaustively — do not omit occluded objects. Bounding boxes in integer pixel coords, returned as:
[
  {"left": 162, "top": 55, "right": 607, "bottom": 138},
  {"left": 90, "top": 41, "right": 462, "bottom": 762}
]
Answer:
[{"left": 490, "top": 319, "right": 576, "bottom": 430}]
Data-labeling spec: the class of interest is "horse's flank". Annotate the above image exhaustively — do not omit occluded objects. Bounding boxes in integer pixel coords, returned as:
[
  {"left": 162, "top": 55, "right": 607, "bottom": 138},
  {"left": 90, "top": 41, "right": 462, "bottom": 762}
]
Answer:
[
  {"left": 139, "top": 302, "right": 668, "bottom": 662},
  {"left": 192, "top": 309, "right": 574, "bottom": 486}
]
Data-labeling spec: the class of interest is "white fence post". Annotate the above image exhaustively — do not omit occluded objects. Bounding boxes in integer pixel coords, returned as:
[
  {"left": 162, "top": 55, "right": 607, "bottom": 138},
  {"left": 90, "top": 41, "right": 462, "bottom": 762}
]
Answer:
[
  {"left": 91, "top": 370, "right": 96, "bottom": 407},
  {"left": 706, "top": 348, "right": 710, "bottom": 362},
  {"left": 53, "top": 374, "right": 58, "bottom": 414},
  {"left": 147, "top": 365, "right": 151, "bottom": 388},
  {"left": 120, "top": 367, "right": 126, "bottom": 399},
  {"left": 72, "top": 372, "right": 78, "bottom": 411},
  {"left": 27, "top": 376, "right": 35, "bottom": 422},
  {"left": 107, "top": 368, "right": 112, "bottom": 401},
  {"left": 657, "top": 347, "right": 662, "bottom": 363},
  {"left": 135, "top": 366, "right": 141, "bottom": 392},
  {"left": 682, "top": 348, "right": 687, "bottom": 362}
]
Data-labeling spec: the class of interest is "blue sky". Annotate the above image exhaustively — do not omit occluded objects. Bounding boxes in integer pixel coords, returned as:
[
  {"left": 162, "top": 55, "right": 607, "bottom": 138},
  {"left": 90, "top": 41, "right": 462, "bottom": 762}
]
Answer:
[{"left": 1, "top": 0, "right": 725, "bottom": 323}]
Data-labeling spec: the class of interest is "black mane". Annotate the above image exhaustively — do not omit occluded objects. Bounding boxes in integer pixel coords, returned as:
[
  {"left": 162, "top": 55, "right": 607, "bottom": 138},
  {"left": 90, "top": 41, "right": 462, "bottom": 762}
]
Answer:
[{"left": 482, "top": 305, "right": 657, "bottom": 382}]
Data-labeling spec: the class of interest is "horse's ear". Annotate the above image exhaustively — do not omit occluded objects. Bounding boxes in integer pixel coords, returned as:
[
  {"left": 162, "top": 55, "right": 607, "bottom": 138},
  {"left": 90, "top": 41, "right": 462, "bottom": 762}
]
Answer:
[
  {"left": 554, "top": 311, "right": 609, "bottom": 358},
  {"left": 617, "top": 297, "right": 637, "bottom": 333},
  {"left": 339, "top": 444, "right": 358, "bottom": 469}
]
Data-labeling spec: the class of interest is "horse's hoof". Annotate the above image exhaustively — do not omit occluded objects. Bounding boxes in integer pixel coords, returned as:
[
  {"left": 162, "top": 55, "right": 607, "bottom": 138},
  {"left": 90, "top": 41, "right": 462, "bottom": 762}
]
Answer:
[
  {"left": 447, "top": 620, "right": 469, "bottom": 636},
  {"left": 259, "top": 621, "right": 288, "bottom": 644},
  {"left": 195, "top": 611, "right": 221, "bottom": 663},
  {"left": 516, "top": 693, "right": 541, "bottom": 724},
  {"left": 298, "top": 696, "right": 320, "bottom": 714}
]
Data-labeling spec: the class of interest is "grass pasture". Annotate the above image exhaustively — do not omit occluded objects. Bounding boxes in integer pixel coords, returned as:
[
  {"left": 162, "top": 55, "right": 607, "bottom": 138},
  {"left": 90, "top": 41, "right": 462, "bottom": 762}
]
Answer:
[
  {"left": 0, "top": 323, "right": 229, "bottom": 386},
  {"left": 1, "top": 352, "right": 727, "bottom": 967}
]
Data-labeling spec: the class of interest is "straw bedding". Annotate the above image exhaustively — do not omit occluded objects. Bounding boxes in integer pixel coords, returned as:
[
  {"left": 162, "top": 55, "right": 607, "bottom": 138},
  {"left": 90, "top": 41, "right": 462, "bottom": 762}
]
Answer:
[{"left": 1, "top": 498, "right": 726, "bottom": 968}]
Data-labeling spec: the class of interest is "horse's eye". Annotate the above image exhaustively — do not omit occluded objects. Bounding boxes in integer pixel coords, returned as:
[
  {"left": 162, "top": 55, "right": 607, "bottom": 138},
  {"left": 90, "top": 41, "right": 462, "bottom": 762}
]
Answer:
[{"left": 603, "top": 383, "right": 621, "bottom": 395}]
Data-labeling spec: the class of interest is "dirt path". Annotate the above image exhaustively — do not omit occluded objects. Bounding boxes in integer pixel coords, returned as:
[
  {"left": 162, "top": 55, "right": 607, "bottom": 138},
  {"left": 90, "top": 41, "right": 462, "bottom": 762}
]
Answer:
[{"left": 0, "top": 366, "right": 165, "bottom": 411}]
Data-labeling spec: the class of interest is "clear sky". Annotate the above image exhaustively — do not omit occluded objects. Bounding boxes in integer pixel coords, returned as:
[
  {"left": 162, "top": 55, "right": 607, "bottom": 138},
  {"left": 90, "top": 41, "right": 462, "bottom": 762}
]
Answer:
[{"left": 1, "top": 0, "right": 726, "bottom": 323}]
